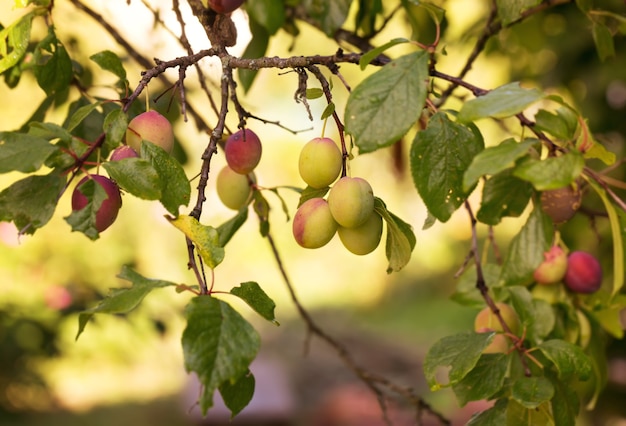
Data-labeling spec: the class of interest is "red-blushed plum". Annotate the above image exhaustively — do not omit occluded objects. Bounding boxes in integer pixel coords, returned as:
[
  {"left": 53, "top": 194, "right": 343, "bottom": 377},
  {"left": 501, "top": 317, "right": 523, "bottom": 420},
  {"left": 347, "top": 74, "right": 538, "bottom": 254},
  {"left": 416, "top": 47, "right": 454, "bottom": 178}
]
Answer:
[
  {"left": 327, "top": 177, "right": 374, "bottom": 228},
  {"left": 564, "top": 251, "right": 603, "bottom": 294},
  {"left": 71, "top": 174, "right": 122, "bottom": 233},
  {"left": 224, "top": 128, "right": 262, "bottom": 175},
  {"left": 298, "top": 137, "right": 342, "bottom": 189},
  {"left": 126, "top": 110, "right": 174, "bottom": 154},
  {"left": 533, "top": 245, "right": 568, "bottom": 285},
  {"left": 208, "top": 0, "right": 244, "bottom": 14},
  {"left": 110, "top": 145, "right": 139, "bottom": 161},
  {"left": 216, "top": 165, "right": 254, "bottom": 210},
  {"left": 337, "top": 211, "right": 383, "bottom": 255},
  {"left": 292, "top": 198, "right": 338, "bottom": 249}
]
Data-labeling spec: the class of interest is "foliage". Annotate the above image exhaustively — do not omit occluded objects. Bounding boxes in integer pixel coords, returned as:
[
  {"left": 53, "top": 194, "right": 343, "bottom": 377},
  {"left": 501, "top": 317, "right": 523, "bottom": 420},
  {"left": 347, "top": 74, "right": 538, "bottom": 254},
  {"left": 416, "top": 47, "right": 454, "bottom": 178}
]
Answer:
[{"left": 2, "top": 0, "right": 626, "bottom": 424}]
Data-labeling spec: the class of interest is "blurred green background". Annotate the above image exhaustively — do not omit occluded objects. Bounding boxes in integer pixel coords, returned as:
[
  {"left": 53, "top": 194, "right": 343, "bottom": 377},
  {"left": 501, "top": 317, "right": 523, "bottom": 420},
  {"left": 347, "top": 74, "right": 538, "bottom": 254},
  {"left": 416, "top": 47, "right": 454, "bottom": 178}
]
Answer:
[{"left": 1, "top": 0, "right": 626, "bottom": 425}]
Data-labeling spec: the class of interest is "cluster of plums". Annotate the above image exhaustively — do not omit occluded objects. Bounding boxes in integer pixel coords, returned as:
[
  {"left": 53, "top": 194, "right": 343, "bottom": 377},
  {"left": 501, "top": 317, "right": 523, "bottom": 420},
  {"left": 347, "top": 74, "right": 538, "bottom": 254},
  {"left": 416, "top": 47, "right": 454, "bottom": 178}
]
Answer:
[
  {"left": 533, "top": 246, "right": 603, "bottom": 294},
  {"left": 71, "top": 110, "right": 174, "bottom": 233},
  {"left": 292, "top": 137, "right": 383, "bottom": 256}
]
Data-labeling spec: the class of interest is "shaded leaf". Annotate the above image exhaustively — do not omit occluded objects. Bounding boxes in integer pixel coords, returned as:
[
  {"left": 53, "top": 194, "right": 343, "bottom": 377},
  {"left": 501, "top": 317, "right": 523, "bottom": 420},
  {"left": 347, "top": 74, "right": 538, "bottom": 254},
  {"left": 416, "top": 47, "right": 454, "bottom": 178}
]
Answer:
[
  {"left": 182, "top": 296, "right": 260, "bottom": 415},
  {"left": 302, "top": 0, "right": 352, "bottom": 37},
  {"left": 219, "top": 371, "right": 255, "bottom": 418},
  {"left": 238, "top": 19, "right": 269, "bottom": 93},
  {"left": 359, "top": 37, "right": 409, "bottom": 69},
  {"left": 0, "top": 132, "right": 58, "bottom": 173},
  {"left": 592, "top": 21, "right": 615, "bottom": 61},
  {"left": 103, "top": 158, "right": 161, "bottom": 200},
  {"left": 453, "top": 353, "right": 509, "bottom": 406},
  {"left": 246, "top": 0, "right": 285, "bottom": 35},
  {"left": 374, "top": 197, "right": 415, "bottom": 273},
  {"left": 103, "top": 109, "right": 128, "bottom": 150},
  {"left": 33, "top": 28, "right": 73, "bottom": 96},
  {"left": 451, "top": 263, "right": 503, "bottom": 309},
  {"left": 230, "top": 282, "right": 278, "bottom": 325},
  {"left": 346, "top": 51, "right": 429, "bottom": 153},
  {"left": 411, "top": 112, "right": 484, "bottom": 222},
  {"left": 217, "top": 207, "right": 249, "bottom": 247},
  {"left": 496, "top": 0, "right": 542, "bottom": 25},
  {"left": 90, "top": 50, "right": 127, "bottom": 80},
  {"left": 538, "top": 339, "right": 593, "bottom": 381},
  {"left": 476, "top": 170, "right": 533, "bottom": 225},
  {"left": 505, "top": 400, "right": 552, "bottom": 426},
  {"left": 511, "top": 376, "right": 554, "bottom": 409},
  {"left": 466, "top": 398, "right": 508, "bottom": 425},
  {"left": 513, "top": 151, "right": 585, "bottom": 191}
]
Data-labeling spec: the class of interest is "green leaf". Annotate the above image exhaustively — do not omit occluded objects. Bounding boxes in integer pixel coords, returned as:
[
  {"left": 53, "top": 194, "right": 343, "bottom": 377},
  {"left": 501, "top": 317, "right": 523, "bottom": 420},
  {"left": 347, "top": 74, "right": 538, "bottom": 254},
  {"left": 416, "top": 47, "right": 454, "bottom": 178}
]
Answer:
[
  {"left": 534, "top": 108, "right": 577, "bottom": 141},
  {"left": 102, "top": 158, "right": 161, "bottom": 200},
  {"left": 90, "top": 50, "right": 127, "bottom": 80},
  {"left": 359, "top": 37, "right": 409, "bottom": 70},
  {"left": 513, "top": 151, "right": 585, "bottom": 191},
  {"left": 423, "top": 331, "right": 494, "bottom": 390},
  {"left": 320, "top": 102, "right": 335, "bottom": 120},
  {"left": 0, "top": 172, "right": 65, "bottom": 234},
  {"left": 76, "top": 266, "right": 175, "bottom": 338},
  {"left": 505, "top": 400, "right": 552, "bottom": 426},
  {"left": 508, "top": 286, "right": 555, "bottom": 343},
  {"left": 238, "top": 19, "right": 269, "bottom": 93},
  {"left": 410, "top": 112, "right": 484, "bottom": 222},
  {"left": 496, "top": 0, "right": 542, "bottom": 25},
  {"left": 476, "top": 170, "right": 533, "bottom": 225},
  {"left": 499, "top": 205, "right": 553, "bottom": 286},
  {"left": 345, "top": 51, "right": 429, "bottom": 154},
  {"left": 230, "top": 282, "right": 279, "bottom": 325},
  {"left": 103, "top": 109, "right": 128, "bottom": 150},
  {"left": 0, "top": 132, "right": 58, "bottom": 173},
  {"left": 33, "top": 28, "right": 73, "bottom": 96},
  {"left": 549, "top": 373, "right": 580, "bottom": 426},
  {"left": 302, "top": 0, "right": 352, "bottom": 37},
  {"left": 67, "top": 101, "right": 104, "bottom": 132},
  {"left": 511, "top": 376, "right": 554, "bottom": 409},
  {"left": 141, "top": 141, "right": 191, "bottom": 216},
  {"left": 305, "top": 88, "right": 323, "bottom": 99},
  {"left": 592, "top": 21, "right": 615, "bottom": 61},
  {"left": 466, "top": 398, "right": 507, "bottom": 425},
  {"left": 168, "top": 216, "right": 224, "bottom": 269},
  {"left": 457, "top": 82, "right": 544, "bottom": 123},
  {"left": 182, "top": 296, "right": 260, "bottom": 415},
  {"left": 246, "top": 0, "right": 285, "bottom": 35},
  {"left": 575, "top": 0, "right": 592, "bottom": 13},
  {"left": 219, "top": 371, "right": 255, "bottom": 418},
  {"left": 217, "top": 207, "right": 249, "bottom": 247},
  {"left": 374, "top": 198, "right": 415, "bottom": 273},
  {"left": 0, "top": 12, "right": 34, "bottom": 74},
  {"left": 452, "top": 353, "right": 509, "bottom": 406},
  {"left": 538, "top": 339, "right": 593, "bottom": 382},
  {"left": 463, "top": 138, "right": 536, "bottom": 191}
]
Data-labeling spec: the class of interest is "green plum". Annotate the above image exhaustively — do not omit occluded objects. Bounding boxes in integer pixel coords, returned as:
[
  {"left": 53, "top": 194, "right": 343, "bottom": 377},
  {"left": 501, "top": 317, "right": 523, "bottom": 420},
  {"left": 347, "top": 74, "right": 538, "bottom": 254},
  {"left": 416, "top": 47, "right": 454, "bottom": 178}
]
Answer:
[
  {"left": 216, "top": 165, "right": 254, "bottom": 210},
  {"left": 337, "top": 211, "right": 383, "bottom": 255},
  {"left": 298, "top": 137, "right": 342, "bottom": 189},
  {"left": 327, "top": 177, "right": 374, "bottom": 228}
]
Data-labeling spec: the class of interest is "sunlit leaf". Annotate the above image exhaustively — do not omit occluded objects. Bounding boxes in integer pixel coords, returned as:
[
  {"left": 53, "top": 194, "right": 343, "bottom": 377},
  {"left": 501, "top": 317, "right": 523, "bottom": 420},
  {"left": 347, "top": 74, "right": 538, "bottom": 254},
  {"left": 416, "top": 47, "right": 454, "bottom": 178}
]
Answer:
[
  {"left": 457, "top": 82, "right": 544, "bottom": 123},
  {"left": 496, "top": 0, "right": 542, "bottom": 25},
  {"left": 0, "top": 132, "right": 58, "bottom": 173},
  {"left": 374, "top": 197, "right": 415, "bottom": 273},
  {"left": 168, "top": 215, "right": 224, "bottom": 269},
  {"left": 90, "top": 50, "right": 127, "bottom": 80},
  {"left": 0, "top": 12, "right": 34, "bottom": 74},
  {"left": 513, "top": 151, "right": 584, "bottom": 191},
  {"left": 102, "top": 158, "right": 161, "bottom": 200}
]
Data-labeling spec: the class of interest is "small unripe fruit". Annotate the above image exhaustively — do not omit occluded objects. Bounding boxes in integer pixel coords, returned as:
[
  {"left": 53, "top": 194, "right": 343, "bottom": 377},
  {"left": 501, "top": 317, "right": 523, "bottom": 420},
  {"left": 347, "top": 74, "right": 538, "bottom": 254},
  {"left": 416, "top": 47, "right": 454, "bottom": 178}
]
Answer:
[
  {"left": 337, "top": 212, "right": 383, "bottom": 255},
  {"left": 71, "top": 175, "right": 122, "bottom": 233},
  {"left": 298, "top": 137, "right": 342, "bottom": 189},
  {"left": 474, "top": 303, "right": 520, "bottom": 354},
  {"left": 327, "top": 177, "right": 375, "bottom": 228},
  {"left": 533, "top": 245, "right": 567, "bottom": 285},
  {"left": 216, "top": 166, "right": 253, "bottom": 210},
  {"left": 126, "top": 111, "right": 174, "bottom": 154},
  {"left": 224, "top": 129, "right": 262, "bottom": 174},
  {"left": 540, "top": 185, "right": 582, "bottom": 224},
  {"left": 292, "top": 198, "right": 338, "bottom": 249},
  {"left": 110, "top": 145, "right": 139, "bottom": 161},
  {"left": 208, "top": 0, "right": 244, "bottom": 14},
  {"left": 564, "top": 251, "right": 602, "bottom": 294}
]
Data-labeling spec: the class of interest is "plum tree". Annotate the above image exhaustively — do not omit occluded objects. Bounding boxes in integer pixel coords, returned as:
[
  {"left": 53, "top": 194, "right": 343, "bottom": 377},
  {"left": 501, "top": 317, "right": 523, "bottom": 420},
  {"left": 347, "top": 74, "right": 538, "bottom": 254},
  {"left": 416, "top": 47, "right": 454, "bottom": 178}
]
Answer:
[
  {"left": 224, "top": 129, "right": 262, "bottom": 175},
  {"left": 207, "top": 0, "right": 244, "bottom": 14},
  {"left": 327, "top": 177, "right": 374, "bottom": 228},
  {"left": 540, "top": 184, "right": 582, "bottom": 224},
  {"left": 125, "top": 111, "right": 174, "bottom": 154},
  {"left": 71, "top": 175, "right": 123, "bottom": 233},
  {"left": 215, "top": 165, "right": 253, "bottom": 210},
  {"left": 298, "top": 137, "right": 343, "bottom": 189},
  {"left": 110, "top": 145, "right": 139, "bottom": 161},
  {"left": 564, "top": 251, "right": 603, "bottom": 294},
  {"left": 533, "top": 245, "right": 568, "bottom": 285},
  {"left": 292, "top": 198, "right": 338, "bottom": 249},
  {"left": 337, "top": 212, "right": 383, "bottom": 255}
]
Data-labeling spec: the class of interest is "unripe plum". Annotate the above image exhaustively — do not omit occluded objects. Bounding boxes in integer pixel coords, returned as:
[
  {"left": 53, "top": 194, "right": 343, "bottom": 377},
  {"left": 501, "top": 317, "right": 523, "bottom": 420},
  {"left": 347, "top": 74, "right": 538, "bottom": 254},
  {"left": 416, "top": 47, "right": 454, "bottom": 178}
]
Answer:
[
  {"left": 298, "top": 137, "right": 342, "bottom": 189},
  {"left": 327, "top": 177, "right": 374, "bottom": 228},
  {"left": 110, "top": 145, "right": 139, "bottom": 161},
  {"left": 540, "top": 185, "right": 582, "bottom": 224},
  {"left": 564, "top": 251, "right": 602, "bottom": 294},
  {"left": 71, "top": 174, "right": 122, "bottom": 233},
  {"left": 474, "top": 303, "right": 520, "bottom": 335},
  {"left": 482, "top": 333, "right": 510, "bottom": 354},
  {"left": 208, "top": 0, "right": 244, "bottom": 14},
  {"left": 292, "top": 198, "right": 338, "bottom": 249},
  {"left": 337, "top": 212, "right": 383, "bottom": 255},
  {"left": 533, "top": 245, "right": 567, "bottom": 285},
  {"left": 216, "top": 165, "right": 253, "bottom": 210},
  {"left": 224, "top": 129, "right": 262, "bottom": 175},
  {"left": 126, "top": 110, "right": 174, "bottom": 154}
]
